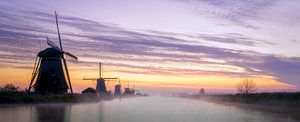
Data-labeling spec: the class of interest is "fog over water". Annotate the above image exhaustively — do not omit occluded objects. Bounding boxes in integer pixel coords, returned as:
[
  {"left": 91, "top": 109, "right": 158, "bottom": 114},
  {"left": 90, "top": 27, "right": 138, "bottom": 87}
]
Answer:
[{"left": 0, "top": 96, "right": 298, "bottom": 122}]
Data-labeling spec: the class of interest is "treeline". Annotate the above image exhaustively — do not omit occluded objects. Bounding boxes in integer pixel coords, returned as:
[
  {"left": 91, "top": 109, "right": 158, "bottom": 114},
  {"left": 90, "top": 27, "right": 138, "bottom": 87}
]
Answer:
[
  {"left": 187, "top": 79, "right": 300, "bottom": 107},
  {"left": 0, "top": 84, "right": 21, "bottom": 93},
  {"left": 0, "top": 84, "right": 99, "bottom": 104},
  {"left": 0, "top": 92, "right": 100, "bottom": 104}
]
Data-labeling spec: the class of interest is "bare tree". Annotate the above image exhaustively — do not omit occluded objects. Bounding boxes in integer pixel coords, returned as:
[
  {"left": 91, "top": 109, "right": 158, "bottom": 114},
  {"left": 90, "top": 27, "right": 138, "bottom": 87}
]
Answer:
[{"left": 236, "top": 79, "right": 257, "bottom": 94}]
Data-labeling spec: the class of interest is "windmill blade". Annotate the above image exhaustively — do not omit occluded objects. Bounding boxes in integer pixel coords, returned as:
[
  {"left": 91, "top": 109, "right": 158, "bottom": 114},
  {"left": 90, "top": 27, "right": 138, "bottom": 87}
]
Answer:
[
  {"left": 64, "top": 52, "right": 78, "bottom": 60},
  {"left": 47, "top": 37, "right": 61, "bottom": 51},
  {"left": 103, "top": 78, "right": 118, "bottom": 82},
  {"left": 83, "top": 78, "right": 99, "bottom": 80},
  {"left": 103, "top": 78, "right": 118, "bottom": 80},
  {"left": 55, "top": 11, "right": 63, "bottom": 51},
  {"left": 55, "top": 12, "right": 74, "bottom": 93},
  {"left": 118, "top": 78, "right": 122, "bottom": 101},
  {"left": 28, "top": 56, "right": 41, "bottom": 92},
  {"left": 62, "top": 58, "right": 73, "bottom": 93},
  {"left": 99, "top": 62, "right": 102, "bottom": 78}
]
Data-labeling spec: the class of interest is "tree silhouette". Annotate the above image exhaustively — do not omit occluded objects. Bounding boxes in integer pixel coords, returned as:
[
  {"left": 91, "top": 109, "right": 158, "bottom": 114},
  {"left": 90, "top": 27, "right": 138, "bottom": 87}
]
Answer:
[
  {"left": 0, "top": 84, "right": 20, "bottom": 92},
  {"left": 236, "top": 79, "right": 257, "bottom": 95}
]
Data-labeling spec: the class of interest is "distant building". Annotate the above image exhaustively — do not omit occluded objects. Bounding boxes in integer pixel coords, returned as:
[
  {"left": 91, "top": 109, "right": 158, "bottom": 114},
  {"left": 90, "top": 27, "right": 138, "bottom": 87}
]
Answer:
[
  {"left": 82, "top": 87, "right": 96, "bottom": 94},
  {"left": 199, "top": 88, "right": 205, "bottom": 96}
]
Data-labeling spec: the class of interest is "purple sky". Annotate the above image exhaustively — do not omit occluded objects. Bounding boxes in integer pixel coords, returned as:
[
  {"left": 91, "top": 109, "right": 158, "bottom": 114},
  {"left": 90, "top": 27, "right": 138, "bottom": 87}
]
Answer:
[{"left": 0, "top": 0, "right": 300, "bottom": 93}]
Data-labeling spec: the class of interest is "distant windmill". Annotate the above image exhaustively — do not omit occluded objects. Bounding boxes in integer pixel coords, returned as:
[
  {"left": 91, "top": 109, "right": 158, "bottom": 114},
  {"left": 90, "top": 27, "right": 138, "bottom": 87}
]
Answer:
[
  {"left": 114, "top": 80, "right": 122, "bottom": 96},
  {"left": 83, "top": 62, "right": 120, "bottom": 95},
  {"left": 27, "top": 12, "right": 78, "bottom": 94},
  {"left": 123, "top": 81, "right": 138, "bottom": 96}
]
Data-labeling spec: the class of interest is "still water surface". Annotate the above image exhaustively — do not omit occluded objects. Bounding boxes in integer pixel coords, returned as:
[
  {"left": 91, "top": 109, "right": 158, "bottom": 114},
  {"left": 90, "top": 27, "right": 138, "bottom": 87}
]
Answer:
[{"left": 0, "top": 96, "right": 298, "bottom": 122}]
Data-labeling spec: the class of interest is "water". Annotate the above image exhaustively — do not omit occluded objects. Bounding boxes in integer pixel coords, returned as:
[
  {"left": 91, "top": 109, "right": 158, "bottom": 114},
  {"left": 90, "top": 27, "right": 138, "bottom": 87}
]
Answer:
[{"left": 0, "top": 96, "right": 298, "bottom": 122}]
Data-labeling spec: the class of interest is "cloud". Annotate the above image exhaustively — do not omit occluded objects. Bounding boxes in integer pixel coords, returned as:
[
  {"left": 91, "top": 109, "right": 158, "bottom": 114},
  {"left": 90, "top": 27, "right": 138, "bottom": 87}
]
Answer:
[
  {"left": 192, "top": 33, "right": 275, "bottom": 46},
  {"left": 250, "top": 56, "right": 300, "bottom": 85},
  {"left": 176, "top": 0, "right": 275, "bottom": 29},
  {"left": 0, "top": 1, "right": 299, "bottom": 88}
]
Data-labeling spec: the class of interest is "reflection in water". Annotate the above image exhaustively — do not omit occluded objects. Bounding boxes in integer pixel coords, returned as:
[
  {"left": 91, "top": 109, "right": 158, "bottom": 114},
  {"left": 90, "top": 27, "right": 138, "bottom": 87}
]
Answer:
[
  {"left": 0, "top": 105, "right": 36, "bottom": 122},
  {"left": 35, "top": 104, "right": 68, "bottom": 122},
  {"left": 0, "top": 96, "right": 299, "bottom": 122}
]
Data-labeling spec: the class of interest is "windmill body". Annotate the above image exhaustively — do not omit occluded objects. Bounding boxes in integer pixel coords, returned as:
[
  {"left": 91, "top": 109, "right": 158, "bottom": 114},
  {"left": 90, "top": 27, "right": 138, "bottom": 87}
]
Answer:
[
  {"left": 96, "top": 78, "right": 107, "bottom": 95},
  {"left": 34, "top": 48, "right": 69, "bottom": 94},
  {"left": 114, "top": 84, "right": 121, "bottom": 95}
]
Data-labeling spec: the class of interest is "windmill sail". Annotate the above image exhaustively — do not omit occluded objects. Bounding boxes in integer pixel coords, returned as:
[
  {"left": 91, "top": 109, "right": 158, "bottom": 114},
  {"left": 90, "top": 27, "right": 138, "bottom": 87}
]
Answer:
[
  {"left": 54, "top": 11, "right": 73, "bottom": 93},
  {"left": 65, "top": 52, "right": 78, "bottom": 60},
  {"left": 47, "top": 37, "right": 61, "bottom": 51},
  {"left": 28, "top": 57, "right": 41, "bottom": 92}
]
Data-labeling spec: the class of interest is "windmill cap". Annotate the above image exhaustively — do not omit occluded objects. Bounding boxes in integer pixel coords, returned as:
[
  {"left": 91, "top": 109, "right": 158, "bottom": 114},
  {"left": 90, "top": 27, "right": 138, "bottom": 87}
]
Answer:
[{"left": 38, "top": 47, "right": 63, "bottom": 58}]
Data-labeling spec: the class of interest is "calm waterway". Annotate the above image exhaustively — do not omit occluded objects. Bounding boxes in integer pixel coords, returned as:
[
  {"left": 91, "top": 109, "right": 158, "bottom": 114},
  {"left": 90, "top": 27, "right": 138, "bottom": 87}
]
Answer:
[{"left": 0, "top": 96, "right": 298, "bottom": 122}]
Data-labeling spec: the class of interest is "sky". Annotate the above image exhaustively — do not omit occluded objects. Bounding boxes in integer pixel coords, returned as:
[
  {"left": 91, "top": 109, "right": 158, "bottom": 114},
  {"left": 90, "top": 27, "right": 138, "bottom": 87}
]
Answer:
[{"left": 0, "top": 0, "right": 300, "bottom": 94}]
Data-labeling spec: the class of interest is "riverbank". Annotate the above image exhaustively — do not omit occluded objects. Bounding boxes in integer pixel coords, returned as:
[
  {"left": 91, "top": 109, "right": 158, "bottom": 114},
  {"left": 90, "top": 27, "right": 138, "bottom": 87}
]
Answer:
[
  {"left": 0, "top": 92, "right": 101, "bottom": 104},
  {"left": 179, "top": 92, "right": 300, "bottom": 119},
  {"left": 216, "top": 101, "right": 300, "bottom": 120},
  {"left": 0, "top": 91, "right": 148, "bottom": 104}
]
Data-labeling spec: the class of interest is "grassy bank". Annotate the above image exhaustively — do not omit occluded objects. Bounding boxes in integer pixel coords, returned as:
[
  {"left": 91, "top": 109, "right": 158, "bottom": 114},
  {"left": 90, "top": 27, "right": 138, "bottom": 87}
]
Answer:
[
  {"left": 0, "top": 92, "right": 101, "bottom": 104},
  {"left": 180, "top": 92, "right": 300, "bottom": 119},
  {"left": 181, "top": 92, "right": 300, "bottom": 107}
]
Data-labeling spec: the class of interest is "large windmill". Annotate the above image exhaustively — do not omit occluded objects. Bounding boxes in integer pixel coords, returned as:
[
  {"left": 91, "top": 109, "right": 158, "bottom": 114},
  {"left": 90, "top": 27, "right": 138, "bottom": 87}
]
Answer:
[
  {"left": 83, "top": 62, "right": 120, "bottom": 95},
  {"left": 27, "top": 12, "right": 78, "bottom": 94}
]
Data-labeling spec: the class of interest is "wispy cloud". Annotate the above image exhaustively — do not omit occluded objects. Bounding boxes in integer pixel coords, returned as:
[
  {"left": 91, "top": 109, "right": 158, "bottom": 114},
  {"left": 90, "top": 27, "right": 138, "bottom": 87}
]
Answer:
[{"left": 176, "top": 0, "right": 275, "bottom": 29}]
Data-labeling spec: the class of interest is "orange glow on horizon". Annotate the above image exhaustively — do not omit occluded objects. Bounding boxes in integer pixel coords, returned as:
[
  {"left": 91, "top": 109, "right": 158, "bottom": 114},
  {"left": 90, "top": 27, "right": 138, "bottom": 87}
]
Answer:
[{"left": 0, "top": 65, "right": 297, "bottom": 93}]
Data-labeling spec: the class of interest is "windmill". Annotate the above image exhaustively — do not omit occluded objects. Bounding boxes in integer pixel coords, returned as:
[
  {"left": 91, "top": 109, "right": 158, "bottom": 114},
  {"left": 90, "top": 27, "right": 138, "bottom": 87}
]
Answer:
[
  {"left": 123, "top": 81, "right": 138, "bottom": 96},
  {"left": 114, "top": 79, "right": 122, "bottom": 96},
  {"left": 27, "top": 12, "right": 78, "bottom": 94},
  {"left": 83, "top": 62, "right": 119, "bottom": 95}
]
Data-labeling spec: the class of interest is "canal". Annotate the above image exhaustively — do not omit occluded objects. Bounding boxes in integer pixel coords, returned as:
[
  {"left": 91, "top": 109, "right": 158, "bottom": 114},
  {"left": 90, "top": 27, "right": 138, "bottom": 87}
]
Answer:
[{"left": 0, "top": 96, "right": 298, "bottom": 122}]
